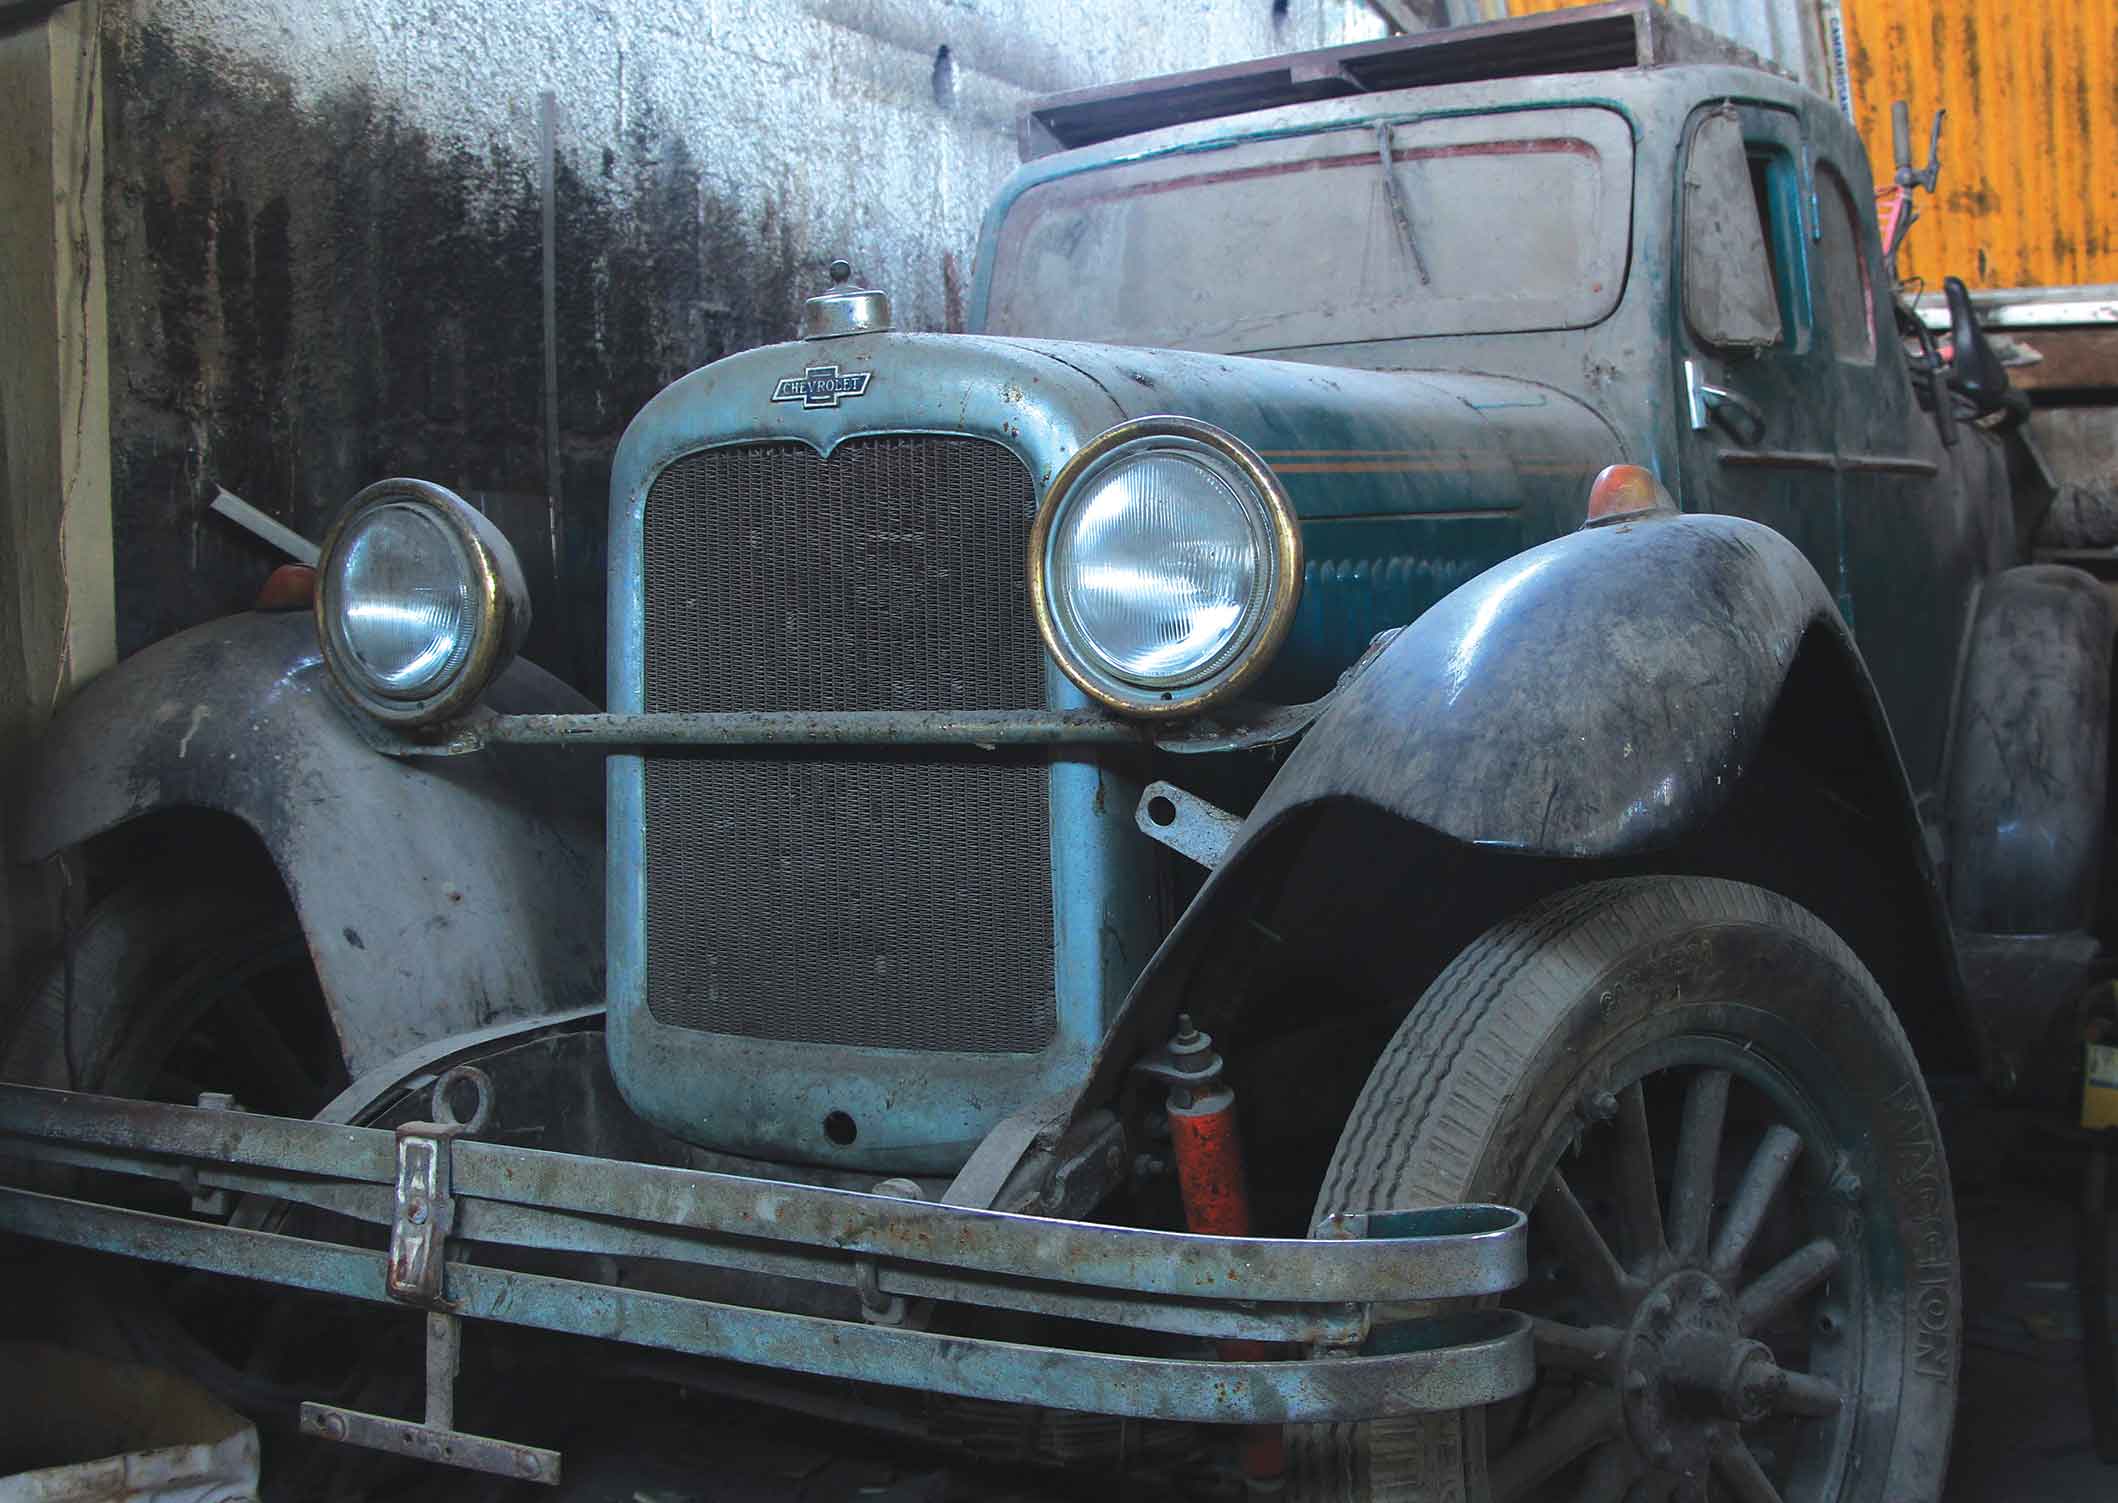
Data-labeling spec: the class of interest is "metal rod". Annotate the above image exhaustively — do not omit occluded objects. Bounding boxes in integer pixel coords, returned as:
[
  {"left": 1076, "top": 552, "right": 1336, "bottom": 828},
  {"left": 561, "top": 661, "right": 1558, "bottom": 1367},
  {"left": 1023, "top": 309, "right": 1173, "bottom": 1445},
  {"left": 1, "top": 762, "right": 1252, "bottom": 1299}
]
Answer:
[
  {"left": 538, "top": 90, "right": 565, "bottom": 665},
  {"left": 0, "top": 1085, "right": 395, "bottom": 1182},
  {"left": 482, "top": 709, "right": 1150, "bottom": 748},
  {"left": 365, "top": 694, "right": 1341, "bottom": 760},
  {"left": 0, "top": 1084, "right": 1525, "bottom": 1306},
  {"left": 425, "top": 1312, "right": 459, "bottom": 1431},
  {"left": 301, "top": 1401, "right": 560, "bottom": 1485},
  {"left": 209, "top": 488, "right": 320, "bottom": 565},
  {"left": 16, "top": 1129, "right": 1363, "bottom": 1343}
]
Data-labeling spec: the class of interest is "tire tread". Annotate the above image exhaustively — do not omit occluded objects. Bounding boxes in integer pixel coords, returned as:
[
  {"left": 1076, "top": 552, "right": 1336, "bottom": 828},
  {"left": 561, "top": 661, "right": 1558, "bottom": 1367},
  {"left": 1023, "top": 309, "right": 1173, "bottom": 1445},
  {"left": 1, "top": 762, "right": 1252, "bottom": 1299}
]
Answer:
[{"left": 1292, "top": 876, "right": 1948, "bottom": 1503}]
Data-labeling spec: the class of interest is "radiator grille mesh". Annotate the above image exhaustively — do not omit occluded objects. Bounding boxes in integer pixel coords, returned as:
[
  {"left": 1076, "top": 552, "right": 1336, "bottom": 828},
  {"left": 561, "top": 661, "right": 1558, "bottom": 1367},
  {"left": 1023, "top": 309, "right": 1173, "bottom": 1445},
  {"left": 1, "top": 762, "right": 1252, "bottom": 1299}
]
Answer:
[{"left": 640, "top": 436, "right": 1055, "bottom": 1053}]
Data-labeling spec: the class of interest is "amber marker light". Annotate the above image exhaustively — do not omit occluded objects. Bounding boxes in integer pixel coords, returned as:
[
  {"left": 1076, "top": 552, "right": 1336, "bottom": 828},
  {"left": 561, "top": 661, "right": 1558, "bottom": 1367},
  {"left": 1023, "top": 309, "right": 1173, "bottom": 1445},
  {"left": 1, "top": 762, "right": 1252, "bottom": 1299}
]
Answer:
[
  {"left": 255, "top": 563, "right": 317, "bottom": 611},
  {"left": 1584, "top": 463, "right": 1678, "bottom": 527}
]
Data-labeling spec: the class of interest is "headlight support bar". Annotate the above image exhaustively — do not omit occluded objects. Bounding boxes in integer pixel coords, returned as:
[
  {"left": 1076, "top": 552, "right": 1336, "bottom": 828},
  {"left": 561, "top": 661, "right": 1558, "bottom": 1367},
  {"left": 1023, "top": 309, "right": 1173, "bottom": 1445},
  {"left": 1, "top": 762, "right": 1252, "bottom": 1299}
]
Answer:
[
  {"left": 344, "top": 696, "right": 1344, "bottom": 758},
  {"left": 347, "top": 624, "right": 1407, "bottom": 759}
]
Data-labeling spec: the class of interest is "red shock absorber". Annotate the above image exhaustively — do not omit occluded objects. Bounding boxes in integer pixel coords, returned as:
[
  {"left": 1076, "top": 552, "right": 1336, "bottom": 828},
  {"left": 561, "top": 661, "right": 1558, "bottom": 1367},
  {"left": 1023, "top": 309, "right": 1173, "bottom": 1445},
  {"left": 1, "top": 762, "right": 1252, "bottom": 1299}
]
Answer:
[{"left": 1155, "top": 1015, "right": 1284, "bottom": 1491}]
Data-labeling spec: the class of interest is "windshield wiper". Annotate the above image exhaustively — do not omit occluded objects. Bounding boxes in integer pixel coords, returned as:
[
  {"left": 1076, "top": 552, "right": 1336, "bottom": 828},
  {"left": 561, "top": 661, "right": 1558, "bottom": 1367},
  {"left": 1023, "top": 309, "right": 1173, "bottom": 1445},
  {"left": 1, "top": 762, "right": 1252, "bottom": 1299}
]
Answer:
[{"left": 1376, "top": 122, "right": 1432, "bottom": 286}]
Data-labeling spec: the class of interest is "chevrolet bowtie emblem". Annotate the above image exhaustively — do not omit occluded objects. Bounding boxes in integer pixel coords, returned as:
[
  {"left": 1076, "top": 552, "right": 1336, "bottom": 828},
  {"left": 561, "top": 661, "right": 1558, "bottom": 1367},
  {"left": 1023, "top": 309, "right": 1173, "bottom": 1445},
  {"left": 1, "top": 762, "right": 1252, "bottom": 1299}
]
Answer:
[{"left": 771, "top": 364, "right": 872, "bottom": 409}]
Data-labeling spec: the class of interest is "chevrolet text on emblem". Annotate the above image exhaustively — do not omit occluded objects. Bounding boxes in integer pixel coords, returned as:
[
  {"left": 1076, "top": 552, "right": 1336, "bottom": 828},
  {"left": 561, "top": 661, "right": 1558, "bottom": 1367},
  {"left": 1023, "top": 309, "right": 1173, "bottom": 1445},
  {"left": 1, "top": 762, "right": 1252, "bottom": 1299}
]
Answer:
[{"left": 771, "top": 365, "right": 871, "bottom": 409}]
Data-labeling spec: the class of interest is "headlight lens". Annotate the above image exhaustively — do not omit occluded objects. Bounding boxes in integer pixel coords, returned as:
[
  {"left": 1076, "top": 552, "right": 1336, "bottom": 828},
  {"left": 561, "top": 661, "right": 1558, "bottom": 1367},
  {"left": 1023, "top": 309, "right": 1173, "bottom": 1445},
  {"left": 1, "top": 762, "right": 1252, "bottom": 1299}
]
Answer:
[
  {"left": 331, "top": 504, "right": 477, "bottom": 696},
  {"left": 1032, "top": 420, "right": 1301, "bottom": 716},
  {"left": 1049, "top": 449, "right": 1269, "bottom": 686},
  {"left": 315, "top": 479, "right": 530, "bottom": 725}
]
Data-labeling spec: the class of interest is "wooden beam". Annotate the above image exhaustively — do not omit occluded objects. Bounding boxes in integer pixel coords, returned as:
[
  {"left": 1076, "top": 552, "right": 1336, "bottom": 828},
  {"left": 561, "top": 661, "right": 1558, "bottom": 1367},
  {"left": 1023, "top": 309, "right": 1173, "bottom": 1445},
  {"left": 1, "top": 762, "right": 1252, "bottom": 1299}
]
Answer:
[
  {"left": 0, "top": 0, "right": 114, "bottom": 1004},
  {"left": 2007, "top": 329, "right": 2118, "bottom": 394}
]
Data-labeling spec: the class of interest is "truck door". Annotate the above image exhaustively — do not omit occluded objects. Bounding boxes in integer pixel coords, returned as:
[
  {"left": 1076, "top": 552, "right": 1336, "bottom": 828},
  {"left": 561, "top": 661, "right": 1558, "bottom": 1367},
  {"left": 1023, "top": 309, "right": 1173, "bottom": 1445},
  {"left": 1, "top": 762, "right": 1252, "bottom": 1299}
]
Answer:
[
  {"left": 1812, "top": 151, "right": 1993, "bottom": 799},
  {"left": 1673, "top": 103, "right": 1845, "bottom": 613}
]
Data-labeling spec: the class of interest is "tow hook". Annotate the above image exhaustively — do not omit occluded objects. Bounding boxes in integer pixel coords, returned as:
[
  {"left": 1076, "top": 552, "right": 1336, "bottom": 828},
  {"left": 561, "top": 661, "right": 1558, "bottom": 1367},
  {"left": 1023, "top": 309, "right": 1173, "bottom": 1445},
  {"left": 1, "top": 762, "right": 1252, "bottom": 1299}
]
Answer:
[
  {"left": 300, "top": 1065, "right": 564, "bottom": 1486},
  {"left": 1135, "top": 1016, "right": 1284, "bottom": 1492}
]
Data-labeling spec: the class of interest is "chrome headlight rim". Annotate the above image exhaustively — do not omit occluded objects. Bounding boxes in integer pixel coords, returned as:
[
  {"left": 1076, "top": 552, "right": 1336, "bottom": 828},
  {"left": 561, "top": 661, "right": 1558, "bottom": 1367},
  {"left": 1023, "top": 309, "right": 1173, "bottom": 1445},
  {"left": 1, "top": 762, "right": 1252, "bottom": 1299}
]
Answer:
[
  {"left": 1029, "top": 416, "right": 1302, "bottom": 719},
  {"left": 314, "top": 478, "right": 530, "bottom": 726}
]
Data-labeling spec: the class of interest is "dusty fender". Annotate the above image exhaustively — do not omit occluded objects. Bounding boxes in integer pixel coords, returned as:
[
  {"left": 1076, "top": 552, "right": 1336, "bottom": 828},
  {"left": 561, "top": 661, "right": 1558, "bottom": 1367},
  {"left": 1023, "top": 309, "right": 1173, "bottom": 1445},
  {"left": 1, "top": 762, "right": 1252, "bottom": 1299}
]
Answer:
[
  {"left": 1247, "top": 511, "right": 1847, "bottom": 852},
  {"left": 1069, "top": 512, "right": 1960, "bottom": 1118},
  {"left": 15, "top": 610, "right": 603, "bottom": 1074}
]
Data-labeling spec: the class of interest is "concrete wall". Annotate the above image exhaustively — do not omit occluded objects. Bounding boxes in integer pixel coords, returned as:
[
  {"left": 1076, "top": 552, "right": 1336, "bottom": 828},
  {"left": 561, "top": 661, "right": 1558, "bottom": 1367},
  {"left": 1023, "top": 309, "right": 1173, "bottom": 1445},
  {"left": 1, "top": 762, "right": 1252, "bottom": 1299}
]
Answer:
[{"left": 101, "top": 0, "right": 1386, "bottom": 693}]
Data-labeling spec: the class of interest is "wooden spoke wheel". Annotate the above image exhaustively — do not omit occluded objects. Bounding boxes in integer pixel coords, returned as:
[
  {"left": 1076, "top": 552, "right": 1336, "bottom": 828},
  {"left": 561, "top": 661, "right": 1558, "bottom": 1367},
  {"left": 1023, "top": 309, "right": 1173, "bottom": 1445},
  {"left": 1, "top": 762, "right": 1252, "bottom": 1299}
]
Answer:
[{"left": 1293, "top": 878, "right": 1959, "bottom": 1503}]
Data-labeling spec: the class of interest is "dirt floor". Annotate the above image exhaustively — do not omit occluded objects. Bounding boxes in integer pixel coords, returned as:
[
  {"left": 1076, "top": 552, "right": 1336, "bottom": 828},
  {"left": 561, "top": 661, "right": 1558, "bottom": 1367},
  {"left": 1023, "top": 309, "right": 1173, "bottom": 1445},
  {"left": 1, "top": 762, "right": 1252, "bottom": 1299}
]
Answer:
[{"left": 1939, "top": 1108, "right": 2115, "bottom": 1502}]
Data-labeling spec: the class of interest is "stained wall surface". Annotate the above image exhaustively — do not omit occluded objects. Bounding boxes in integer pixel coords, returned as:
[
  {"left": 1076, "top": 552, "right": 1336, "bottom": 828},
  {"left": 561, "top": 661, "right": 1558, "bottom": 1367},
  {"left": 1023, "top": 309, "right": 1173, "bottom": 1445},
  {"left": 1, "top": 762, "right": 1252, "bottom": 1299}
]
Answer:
[
  {"left": 1841, "top": 0, "right": 2118, "bottom": 292},
  {"left": 104, "top": 0, "right": 1386, "bottom": 693}
]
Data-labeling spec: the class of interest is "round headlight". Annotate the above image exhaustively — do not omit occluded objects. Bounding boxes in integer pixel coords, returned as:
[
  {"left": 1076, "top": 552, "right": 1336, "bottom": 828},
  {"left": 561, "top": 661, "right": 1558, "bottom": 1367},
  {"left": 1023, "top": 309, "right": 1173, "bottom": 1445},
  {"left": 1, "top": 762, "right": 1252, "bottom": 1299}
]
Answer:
[
  {"left": 334, "top": 505, "right": 476, "bottom": 694},
  {"left": 1031, "top": 419, "right": 1301, "bottom": 716},
  {"left": 315, "top": 479, "right": 530, "bottom": 725}
]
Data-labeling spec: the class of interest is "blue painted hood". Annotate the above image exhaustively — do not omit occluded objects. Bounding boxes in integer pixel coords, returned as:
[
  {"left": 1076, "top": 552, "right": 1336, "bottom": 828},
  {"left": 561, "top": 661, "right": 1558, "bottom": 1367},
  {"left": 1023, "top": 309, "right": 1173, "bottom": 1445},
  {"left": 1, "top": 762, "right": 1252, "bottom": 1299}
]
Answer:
[{"left": 611, "top": 331, "right": 1628, "bottom": 699}]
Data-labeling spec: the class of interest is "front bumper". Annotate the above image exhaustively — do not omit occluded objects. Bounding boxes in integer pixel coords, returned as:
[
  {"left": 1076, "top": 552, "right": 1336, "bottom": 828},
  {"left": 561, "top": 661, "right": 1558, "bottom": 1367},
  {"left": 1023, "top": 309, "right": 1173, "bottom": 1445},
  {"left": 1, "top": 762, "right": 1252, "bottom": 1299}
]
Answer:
[{"left": 0, "top": 1082, "right": 1530, "bottom": 1432}]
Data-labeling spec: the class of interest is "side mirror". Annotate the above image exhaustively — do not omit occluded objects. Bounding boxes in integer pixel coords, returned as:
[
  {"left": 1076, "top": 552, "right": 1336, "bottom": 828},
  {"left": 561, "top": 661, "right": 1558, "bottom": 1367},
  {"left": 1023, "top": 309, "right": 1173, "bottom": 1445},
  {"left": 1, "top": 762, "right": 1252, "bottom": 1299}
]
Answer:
[
  {"left": 1890, "top": 100, "right": 1944, "bottom": 194},
  {"left": 1943, "top": 276, "right": 2009, "bottom": 408}
]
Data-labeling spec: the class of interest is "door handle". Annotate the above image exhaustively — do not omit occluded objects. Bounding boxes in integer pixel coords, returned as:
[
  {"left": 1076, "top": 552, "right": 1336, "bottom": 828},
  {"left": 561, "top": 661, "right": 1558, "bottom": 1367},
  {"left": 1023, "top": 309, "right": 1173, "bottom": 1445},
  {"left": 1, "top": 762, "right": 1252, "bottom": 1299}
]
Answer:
[{"left": 1685, "top": 358, "right": 1768, "bottom": 445}]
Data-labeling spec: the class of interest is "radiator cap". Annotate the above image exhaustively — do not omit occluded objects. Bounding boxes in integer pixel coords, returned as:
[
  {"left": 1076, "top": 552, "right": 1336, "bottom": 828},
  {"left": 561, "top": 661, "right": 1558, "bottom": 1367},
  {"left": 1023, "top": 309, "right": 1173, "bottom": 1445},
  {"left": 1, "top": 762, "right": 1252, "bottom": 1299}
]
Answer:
[{"left": 803, "top": 259, "right": 892, "bottom": 340}]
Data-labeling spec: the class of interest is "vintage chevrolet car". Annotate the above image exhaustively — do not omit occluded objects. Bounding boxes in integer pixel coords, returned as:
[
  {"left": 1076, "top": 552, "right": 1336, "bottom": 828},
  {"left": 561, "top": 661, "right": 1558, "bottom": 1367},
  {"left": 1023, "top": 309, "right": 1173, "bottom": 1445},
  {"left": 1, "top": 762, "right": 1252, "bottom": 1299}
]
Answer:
[{"left": 3, "top": 3, "right": 2104, "bottom": 1499}]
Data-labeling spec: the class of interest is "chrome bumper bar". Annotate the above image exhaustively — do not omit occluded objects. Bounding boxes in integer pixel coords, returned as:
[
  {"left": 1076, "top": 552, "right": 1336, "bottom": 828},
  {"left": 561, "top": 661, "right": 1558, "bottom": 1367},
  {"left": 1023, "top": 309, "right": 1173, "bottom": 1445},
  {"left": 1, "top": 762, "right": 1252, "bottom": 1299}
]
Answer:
[{"left": 0, "top": 1082, "right": 1530, "bottom": 1437}]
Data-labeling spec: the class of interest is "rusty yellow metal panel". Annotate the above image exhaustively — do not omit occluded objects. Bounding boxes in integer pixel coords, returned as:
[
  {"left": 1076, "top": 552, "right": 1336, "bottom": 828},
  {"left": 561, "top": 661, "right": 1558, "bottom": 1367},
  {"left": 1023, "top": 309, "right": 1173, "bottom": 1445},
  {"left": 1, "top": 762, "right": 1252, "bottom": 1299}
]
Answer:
[
  {"left": 1845, "top": 0, "right": 2117, "bottom": 290},
  {"left": 1505, "top": 0, "right": 2116, "bottom": 290}
]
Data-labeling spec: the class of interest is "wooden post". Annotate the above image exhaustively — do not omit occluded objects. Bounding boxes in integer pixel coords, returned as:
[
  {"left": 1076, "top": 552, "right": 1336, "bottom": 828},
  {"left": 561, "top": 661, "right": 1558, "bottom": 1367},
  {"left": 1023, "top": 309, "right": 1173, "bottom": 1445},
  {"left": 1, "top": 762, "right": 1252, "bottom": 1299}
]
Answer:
[{"left": 0, "top": 0, "right": 116, "bottom": 1010}]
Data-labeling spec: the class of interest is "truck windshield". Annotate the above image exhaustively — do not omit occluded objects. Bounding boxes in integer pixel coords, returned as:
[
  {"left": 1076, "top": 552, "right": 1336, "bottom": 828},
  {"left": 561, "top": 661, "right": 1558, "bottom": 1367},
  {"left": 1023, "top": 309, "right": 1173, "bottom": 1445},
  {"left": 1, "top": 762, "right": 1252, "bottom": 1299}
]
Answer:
[{"left": 983, "top": 106, "right": 1633, "bottom": 354}]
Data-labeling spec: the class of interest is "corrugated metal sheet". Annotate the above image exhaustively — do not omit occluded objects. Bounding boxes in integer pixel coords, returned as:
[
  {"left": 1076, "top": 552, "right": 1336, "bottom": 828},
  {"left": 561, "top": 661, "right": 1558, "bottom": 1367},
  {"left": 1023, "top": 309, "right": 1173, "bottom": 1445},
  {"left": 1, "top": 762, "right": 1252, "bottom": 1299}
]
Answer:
[
  {"left": 1502, "top": 0, "right": 2117, "bottom": 291},
  {"left": 1842, "top": 0, "right": 2117, "bottom": 290}
]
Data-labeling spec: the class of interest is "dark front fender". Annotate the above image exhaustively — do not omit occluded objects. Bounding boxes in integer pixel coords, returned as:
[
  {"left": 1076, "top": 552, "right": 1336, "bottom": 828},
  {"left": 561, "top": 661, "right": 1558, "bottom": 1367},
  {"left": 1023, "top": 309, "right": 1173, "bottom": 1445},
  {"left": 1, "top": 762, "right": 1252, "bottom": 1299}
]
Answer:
[
  {"left": 1069, "top": 513, "right": 1967, "bottom": 1124},
  {"left": 15, "top": 612, "right": 603, "bottom": 1073},
  {"left": 1257, "top": 512, "right": 1837, "bottom": 854}
]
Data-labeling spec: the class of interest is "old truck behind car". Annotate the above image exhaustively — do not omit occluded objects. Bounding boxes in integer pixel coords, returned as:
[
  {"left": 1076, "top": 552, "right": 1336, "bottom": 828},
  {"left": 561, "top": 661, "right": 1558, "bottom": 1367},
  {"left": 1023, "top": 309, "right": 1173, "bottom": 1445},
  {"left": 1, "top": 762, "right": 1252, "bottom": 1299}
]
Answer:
[{"left": 4, "top": 3, "right": 2104, "bottom": 1499}]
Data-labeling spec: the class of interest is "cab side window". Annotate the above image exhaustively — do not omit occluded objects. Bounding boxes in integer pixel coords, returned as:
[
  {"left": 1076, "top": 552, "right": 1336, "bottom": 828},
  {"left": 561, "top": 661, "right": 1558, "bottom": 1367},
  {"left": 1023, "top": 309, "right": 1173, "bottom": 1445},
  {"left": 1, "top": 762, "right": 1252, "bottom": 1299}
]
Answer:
[
  {"left": 1815, "top": 163, "right": 1876, "bottom": 362},
  {"left": 1682, "top": 108, "right": 1781, "bottom": 349}
]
